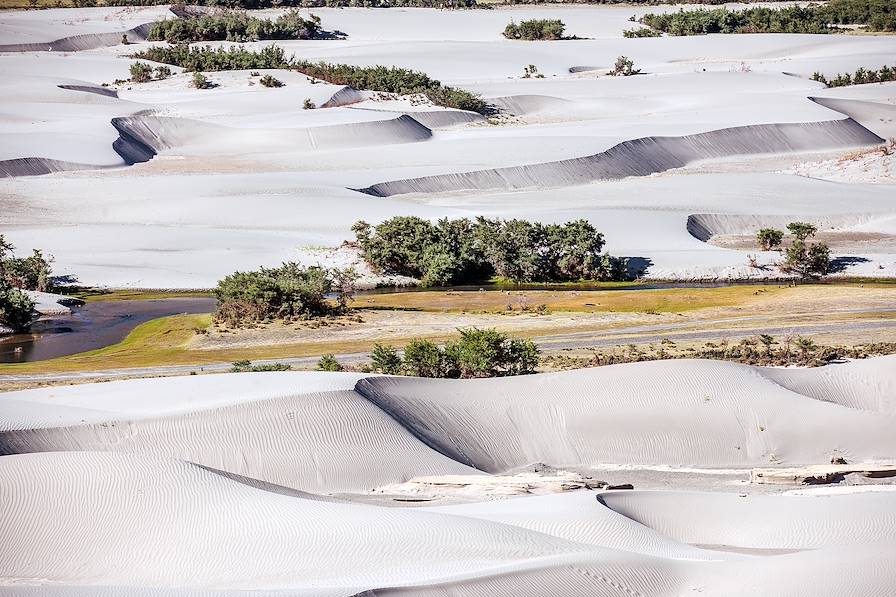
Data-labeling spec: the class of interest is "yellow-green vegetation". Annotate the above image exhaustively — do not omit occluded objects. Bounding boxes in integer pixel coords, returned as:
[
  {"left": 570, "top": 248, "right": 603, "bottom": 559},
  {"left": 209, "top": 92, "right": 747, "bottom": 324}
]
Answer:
[
  {"left": 358, "top": 284, "right": 791, "bottom": 314},
  {"left": 71, "top": 289, "right": 215, "bottom": 302}
]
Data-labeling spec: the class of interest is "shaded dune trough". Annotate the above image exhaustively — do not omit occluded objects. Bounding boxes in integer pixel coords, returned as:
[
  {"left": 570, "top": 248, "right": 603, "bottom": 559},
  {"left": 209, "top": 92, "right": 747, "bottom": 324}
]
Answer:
[{"left": 0, "top": 22, "right": 154, "bottom": 53}]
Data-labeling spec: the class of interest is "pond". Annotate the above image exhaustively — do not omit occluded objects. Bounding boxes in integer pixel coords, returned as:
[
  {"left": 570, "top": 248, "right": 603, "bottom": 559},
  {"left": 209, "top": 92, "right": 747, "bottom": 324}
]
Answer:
[{"left": 0, "top": 298, "right": 217, "bottom": 364}]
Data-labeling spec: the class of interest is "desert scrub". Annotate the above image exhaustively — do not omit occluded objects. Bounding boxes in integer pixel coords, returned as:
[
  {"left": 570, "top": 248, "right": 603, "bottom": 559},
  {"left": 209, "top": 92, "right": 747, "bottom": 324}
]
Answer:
[
  {"left": 191, "top": 72, "right": 214, "bottom": 89},
  {"left": 811, "top": 64, "right": 896, "bottom": 87},
  {"left": 608, "top": 56, "right": 640, "bottom": 76},
  {"left": 369, "top": 329, "right": 539, "bottom": 378},
  {"left": 303, "top": 98, "right": 316, "bottom": 109},
  {"left": 129, "top": 61, "right": 154, "bottom": 83},
  {"left": 639, "top": 0, "right": 896, "bottom": 35},
  {"left": 131, "top": 46, "right": 489, "bottom": 114},
  {"left": 259, "top": 74, "right": 284, "bottom": 87},
  {"left": 503, "top": 19, "right": 565, "bottom": 40},
  {"left": 148, "top": 11, "right": 329, "bottom": 43},
  {"left": 230, "top": 360, "right": 292, "bottom": 372},
  {"left": 623, "top": 27, "right": 661, "bottom": 38},
  {"left": 214, "top": 263, "right": 356, "bottom": 326},
  {"left": 352, "top": 216, "right": 630, "bottom": 286}
]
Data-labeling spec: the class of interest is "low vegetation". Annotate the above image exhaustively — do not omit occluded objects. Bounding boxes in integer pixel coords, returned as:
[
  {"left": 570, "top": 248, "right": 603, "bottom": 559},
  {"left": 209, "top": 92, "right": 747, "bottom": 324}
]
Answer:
[
  {"left": 259, "top": 74, "right": 284, "bottom": 87},
  {"left": 811, "top": 64, "right": 896, "bottom": 88},
  {"left": 368, "top": 328, "right": 539, "bottom": 378},
  {"left": 148, "top": 11, "right": 327, "bottom": 43},
  {"left": 131, "top": 45, "right": 488, "bottom": 114},
  {"left": 352, "top": 216, "right": 630, "bottom": 286},
  {"left": 754, "top": 222, "right": 831, "bottom": 279},
  {"left": 317, "top": 353, "right": 343, "bottom": 371},
  {"left": 214, "top": 263, "right": 356, "bottom": 326},
  {"left": 230, "top": 359, "right": 291, "bottom": 372},
  {"left": 192, "top": 72, "right": 215, "bottom": 89},
  {"left": 623, "top": 27, "right": 661, "bottom": 38},
  {"left": 503, "top": 19, "right": 565, "bottom": 40},
  {"left": 639, "top": 0, "right": 896, "bottom": 35},
  {"left": 545, "top": 336, "right": 896, "bottom": 370},
  {"left": 608, "top": 56, "right": 640, "bottom": 76},
  {"left": 0, "top": 235, "right": 54, "bottom": 333}
]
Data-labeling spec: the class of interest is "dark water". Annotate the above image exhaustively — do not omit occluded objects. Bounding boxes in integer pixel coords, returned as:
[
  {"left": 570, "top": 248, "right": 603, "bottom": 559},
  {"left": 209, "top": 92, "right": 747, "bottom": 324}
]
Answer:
[{"left": 0, "top": 298, "right": 216, "bottom": 363}]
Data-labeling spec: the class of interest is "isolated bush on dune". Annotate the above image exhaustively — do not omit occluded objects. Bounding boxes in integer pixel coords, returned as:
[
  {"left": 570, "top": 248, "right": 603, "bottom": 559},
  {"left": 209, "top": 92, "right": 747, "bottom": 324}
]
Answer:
[
  {"left": 608, "top": 55, "right": 640, "bottom": 76},
  {"left": 259, "top": 74, "right": 284, "bottom": 87},
  {"left": 129, "top": 61, "right": 154, "bottom": 83},
  {"left": 503, "top": 19, "right": 566, "bottom": 40}
]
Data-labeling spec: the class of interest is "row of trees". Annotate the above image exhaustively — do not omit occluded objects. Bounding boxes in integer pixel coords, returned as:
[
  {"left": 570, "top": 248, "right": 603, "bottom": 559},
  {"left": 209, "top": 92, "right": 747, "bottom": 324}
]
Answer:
[
  {"left": 352, "top": 216, "right": 630, "bottom": 286},
  {"left": 639, "top": 1, "right": 895, "bottom": 35},
  {"left": 503, "top": 19, "right": 566, "bottom": 40},
  {"left": 0, "top": 236, "right": 54, "bottom": 333},
  {"left": 106, "top": 0, "right": 480, "bottom": 7},
  {"left": 214, "top": 263, "right": 356, "bottom": 326},
  {"left": 756, "top": 222, "right": 831, "bottom": 278},
  {"left": 131, "top": 45, "right": 488, "bottom": 114},
  {"left": 148, "top": 11, "right": 326, "bottom": 43},
  {"left": 811, "top": 64, "right": 896, "bottom": 88}
]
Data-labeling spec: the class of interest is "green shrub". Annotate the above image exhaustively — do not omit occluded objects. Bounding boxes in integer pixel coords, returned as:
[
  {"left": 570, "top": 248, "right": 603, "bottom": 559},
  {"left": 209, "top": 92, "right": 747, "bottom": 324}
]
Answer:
[
  {"left": 402, "top": 338, "right": 446, "bottom": 377},
  {"left": 756, "top": 228, "right": 784, "bottom": 251},
  {"left": 230, "top": 360, "right": 292, "bottom": 372},
  {"left": 370, "top": 343, "right": 402, "bottom": 374},
  {"left": 786, "top": 221, "right": 817, "bottom": 241},
  {"left": 192, "top": 72, "right": 214, "bottom": 89},
  {"left": 812, "top": 64, "right": 896, "bottom": 88},
  {"left": 609, "top": 55, "right": 640, "bottom": 76},
  {"left": 0, "top": 284, "right": 35, "bottom": 333},
  {"left": 623, "top": 27, "right": 661, "bottom": 38},
  {"left": 317, "top": 353, "right": 343, "bottom": 371},
  {"left": 503, "top": 19, "right": 565, "bottom": 40},
  {"left": 133, "top": 44, "right": 293, "bottom": 71},
  {"left": 148, "top": 11, "right": 324, "bottom": 43},
  {"left": 353, "top": 216, "right": 629, "bottom": 285},
  {"left": 259, "top": 74, "right": 284, "bottom": 87},
  {"left": 129, "top": 61, "right": 154, "bottom": 83},
  {"left": 639, "top": 1, "right": 895, "bottom": 35},
  {"left": 781, "top": 222, "right": 830, "bottom": 278},
  {"left": 153, "top": 65, "right": 172, "bottom": 80},
  {"left": 214, "top": 263, "right": 340, "bottom": 326},
  {"left": 303, "top": 98, "right": 316, "bottom": 109}
]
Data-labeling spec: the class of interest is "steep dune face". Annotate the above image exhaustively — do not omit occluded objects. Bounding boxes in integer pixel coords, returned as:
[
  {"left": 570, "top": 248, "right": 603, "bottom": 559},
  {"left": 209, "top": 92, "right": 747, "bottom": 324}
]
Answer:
[
  {"left": 357, "top": 119, "right": 882, "bottom": 197},
  {"left": 685, "top": 212, "right": 878, "bottom": 242},
  {"left": 0, "top": 157, "right": 103, "bottom": 178},
  {"left": 355, "top": 358, "right": 896, "bottom": 470},
  {"left": 0, "top": 22, "right": 153, "bottom": 52},
  {"left": 0, "top": 372, "right": 477, "bottom": 492}
]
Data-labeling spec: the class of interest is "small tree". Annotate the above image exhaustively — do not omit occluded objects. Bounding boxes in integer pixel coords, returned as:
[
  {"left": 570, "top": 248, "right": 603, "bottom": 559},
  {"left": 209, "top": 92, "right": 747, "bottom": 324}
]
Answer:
[
  {"left": 303, "top": 98, "right": 316, "bottom": 110},
  {"left": 317, "top": 353, "right": 343, "bottom": 371},
  {"left": 787, "top": 222, "right": 817, "bottom": 241},
  {"left": 331, "top": 267, "right": 358, "bottom": 310},
  {"left": 129, "top": 62, "right": 154, "bottom": 83},
  {"left": 795, "top": 336, "right": 816, "bottom": 360},
  {"left": 0, "top": 284, "right": 35, "bottom": 333},
  {"left": 756, "top": 228, "right": 784, "bottom": 251},
  {"left": 609, "top": 56, "right": 640, "bottom": 77},
  {"left": 371, "top": 343, "right": 402, "bottom": 375},
  {"left": 806, "top": 242, "right": 831, "bottom": 277}
]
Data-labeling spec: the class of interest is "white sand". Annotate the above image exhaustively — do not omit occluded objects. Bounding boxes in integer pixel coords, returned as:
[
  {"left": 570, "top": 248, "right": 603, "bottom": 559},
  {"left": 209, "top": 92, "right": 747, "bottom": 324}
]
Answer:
[{"left": 1, "top": 7, "right": 895, "bottom": 284}]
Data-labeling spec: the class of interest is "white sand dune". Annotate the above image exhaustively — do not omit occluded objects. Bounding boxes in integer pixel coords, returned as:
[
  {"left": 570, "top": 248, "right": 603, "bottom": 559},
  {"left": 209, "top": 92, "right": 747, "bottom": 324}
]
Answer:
[
  {"left": 0, "top": 372, "right": 478, "bottom": 492},
  {"left": 111, "top": 113, "right": 433, "bottom": 164},
  {"left": 0, "top": 21, "right": 153, "bottom": 53},
  {"left": 356, "top": 357, "right": 896, "bottom": 470},
  {"left": 3, "top": 451, "right": 896, "bottom": 597},
  {"left": 598, "top": 489, "right": 896, "bottom": 549},
  {"left": 358, "top": 118, "right": 881, "bottom": 196},
  {"left": 0, "top": 156, "right": 107, "bottom": 178}
]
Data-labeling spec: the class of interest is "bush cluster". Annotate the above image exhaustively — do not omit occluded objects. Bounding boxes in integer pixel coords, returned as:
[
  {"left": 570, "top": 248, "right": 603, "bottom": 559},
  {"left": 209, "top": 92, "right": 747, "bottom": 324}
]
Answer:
[
  {"left": 259, "top": 74, "right": 284, "bottom": 87},
  {"left": 148, "top": 11, "right": 324, "bottom": 43},
  {"left": 811, "top": 64, "right": 896, "bottom": 88},
  {"left": 370, "top": 328, "right": 539, "bottom": 378},
  {"left": 0, "top": 235, "right": 53, "bottom": 333},
  {"left": 608, "top": 55, "right": 640, "bottom": 76},
  {"left": 639, "top": 0, "right": 896, "bottom": 35},
  {"left": 214, "top": 263, "right": 354, "bottom": 326},
  {"left": 755, "top": 222, "right": 831, "bottom": 279},
  {"left": 111, "top": 0, "right": 480, "bottom": 7},
  {"left": 352, "top": 216, "right": 629, "bottom": 286},
  {"left": 623, "top": 27, "right": 662, "bottom": 37},
  {"left": 132, "top": 44, "right": 293, "bottom": 71},
  {"left": 503, "top": 19, "right": 566, "bottom": 40},
  {"left": 131, "top": 46, "right": 488, "bottom": 114},
  {"left": 293, "top": 61, "right": 489, "bottom": 114}
]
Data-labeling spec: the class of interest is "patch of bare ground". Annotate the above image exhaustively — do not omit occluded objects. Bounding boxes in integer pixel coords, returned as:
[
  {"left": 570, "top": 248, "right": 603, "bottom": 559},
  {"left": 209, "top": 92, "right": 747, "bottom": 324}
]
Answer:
[{"left": 709, "top": 230, "right": 896, "bottom": 253}]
